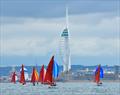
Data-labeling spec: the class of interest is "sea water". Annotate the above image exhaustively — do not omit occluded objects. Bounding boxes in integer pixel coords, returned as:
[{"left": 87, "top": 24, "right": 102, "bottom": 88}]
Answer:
[{"left": 0, "top": 82, "right": 119, "bottom": 95}]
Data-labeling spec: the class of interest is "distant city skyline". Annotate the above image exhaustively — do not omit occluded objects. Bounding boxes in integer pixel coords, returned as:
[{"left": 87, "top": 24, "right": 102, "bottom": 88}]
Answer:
[{"left": 0, "top": 0, "right": 120, "bottom": 66}]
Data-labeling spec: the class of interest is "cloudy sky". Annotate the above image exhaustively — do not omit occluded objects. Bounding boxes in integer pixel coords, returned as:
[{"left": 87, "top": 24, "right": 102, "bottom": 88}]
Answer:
[{"left": 0, "top": 0, "right": 120, "bottom": 66}]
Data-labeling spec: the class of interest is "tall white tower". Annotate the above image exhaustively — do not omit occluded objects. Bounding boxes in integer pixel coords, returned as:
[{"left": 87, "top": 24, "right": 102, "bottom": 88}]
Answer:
[{"left": 60, "top": 6, "right": 71, "bottom": 72}]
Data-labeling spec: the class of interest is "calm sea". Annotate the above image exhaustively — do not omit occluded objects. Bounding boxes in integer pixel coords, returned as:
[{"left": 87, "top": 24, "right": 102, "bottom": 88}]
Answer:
[{"left": 0, "top": 82, "right": 119, "bottom": 95}]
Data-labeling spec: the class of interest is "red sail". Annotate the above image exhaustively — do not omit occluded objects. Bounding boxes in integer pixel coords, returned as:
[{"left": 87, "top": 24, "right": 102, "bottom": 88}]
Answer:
[
  {"left": 11, "top": 72, "right": 16, "bottom": 83},
  {"left": 19, "top": 64, "right": 26, "bottom": 84},
  {"left": 95, "top": 66, "right": 100, "bottom": 83},
  {"left": 31, "top": 67, "right": 36, "bottom": 83},
  {"left": 39, "top": 65, "right": 44, "bottom": 83},
  {"left": 44, "top": 56, "right": 54, "bottom": 84}
]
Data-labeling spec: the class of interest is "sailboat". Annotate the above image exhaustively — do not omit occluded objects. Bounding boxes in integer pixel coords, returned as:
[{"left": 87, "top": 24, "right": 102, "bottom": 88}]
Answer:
[
  {"left": 44, "top": 56, "right": 59, "bottom": 87},
  {"left": 31, "top": 67, "right": 39, "bottom": 86},
  {"left": 19, "top": 64, "right": 26, "bottom": 85},
  {"left": 39, "top": 65, "right": 46, "bottom": 84},
  {"left": 11, "top": 72, "right": 17, "bottom": 84},
  {"left": 94, "top": 64, "right": 104, "bottom": 86},
  {"left": 44, "top": 56, "right": 54, "bottom": 85}
]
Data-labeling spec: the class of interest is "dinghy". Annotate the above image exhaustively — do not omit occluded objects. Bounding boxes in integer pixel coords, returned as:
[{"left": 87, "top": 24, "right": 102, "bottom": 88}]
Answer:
[
  {"left": 94, "top": 64, "right": 104, "bottom": 86},
  {"left": 44, "top": 56, "right": 59, "bottom": 87},
  {"left": 31, "top": 67, "right": 39, "bottom": 86},
  {"left": 19, "top": 64, "right": 26, "bottom": 85},
  {"left": 11, "top": 72, "right": 17, "bottom": 84},
  {"left": 39, "top": 65, "right": 46, "bottom": 84}
]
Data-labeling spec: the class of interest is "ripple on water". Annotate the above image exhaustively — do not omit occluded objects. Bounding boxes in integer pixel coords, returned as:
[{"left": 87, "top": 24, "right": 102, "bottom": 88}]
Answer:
[{"left": 0, "top": 82, "right": 119, "bottom": 95}]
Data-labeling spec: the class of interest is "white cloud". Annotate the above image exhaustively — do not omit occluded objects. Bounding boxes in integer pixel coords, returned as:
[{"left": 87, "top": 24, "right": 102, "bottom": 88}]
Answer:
[
  {"left": 0, "top": 37, "right": 119, "bottom": 57},
  {"left": 0, "top": 12, "right": 119, "bottom": 56},
  {"left": 69, "top": 15, "right": 119, "bottom": 38},
  {"left": 0, "top": 37, "right": 59, "bottom": 56},
  {"left": 70, "top": 37, "right": 120, "bottom": 56}
]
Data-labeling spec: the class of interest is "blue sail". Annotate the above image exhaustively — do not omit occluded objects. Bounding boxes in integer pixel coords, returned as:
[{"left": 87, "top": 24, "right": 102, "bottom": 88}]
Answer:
[
  {"left": 52, "top": 60, "right": 59, "bottom": 79},
  {"left": 95, "top": 66, "right": 104, "bottom": 78},
  {"left": 100, "top": 67, "right": 104, "bottom": 78}
]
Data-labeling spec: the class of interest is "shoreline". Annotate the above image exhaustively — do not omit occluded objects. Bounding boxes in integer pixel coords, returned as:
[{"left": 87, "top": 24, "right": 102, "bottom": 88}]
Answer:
[{"left": 59, "top": 80, "right": 120, "bottom": 83}]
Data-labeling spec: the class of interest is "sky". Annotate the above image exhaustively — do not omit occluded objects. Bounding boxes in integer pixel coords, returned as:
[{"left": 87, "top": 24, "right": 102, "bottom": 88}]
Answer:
[{"left": 0, "top": 0, "right": 120, "bottom": 66}]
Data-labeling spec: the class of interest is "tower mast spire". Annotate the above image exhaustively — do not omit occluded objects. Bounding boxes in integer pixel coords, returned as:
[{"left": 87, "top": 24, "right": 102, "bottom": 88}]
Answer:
[
  {"left": 66, "top": 5, "right": 69, "bottom": 29},
  {"left": 60, "top": 5, "right": 71, "bottom": 73}
]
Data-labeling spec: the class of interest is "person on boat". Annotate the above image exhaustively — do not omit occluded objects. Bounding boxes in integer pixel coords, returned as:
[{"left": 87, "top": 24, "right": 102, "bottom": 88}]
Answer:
[
  {"left": 47, "top": 80, "right": 56, "bottom": 88},
  {"left": 50, "top": 82, "right": 56, "bottom": 86}
]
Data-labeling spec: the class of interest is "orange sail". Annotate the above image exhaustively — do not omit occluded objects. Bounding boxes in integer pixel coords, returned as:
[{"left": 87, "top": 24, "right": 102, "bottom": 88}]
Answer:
[
  {"left": 19, "top": 64, "right": 26, "bottom": 85},
  {"left": 35, "top": 68, "right": 39, "bottom": 81},
  {"left": 39, "top": 65, "right": 46, "bottom": 83},
  {"left": 44, "top": 56, "right": 54, "bottom": 85},
  {"left": 11, "top": 72, "right": 16, "bottom": 83},
  {"left": 31, "top": 67, "right": 39, "bottom": 83},
  {"left": 95, "top": 66, "right": 100, "bottom": 84}
]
